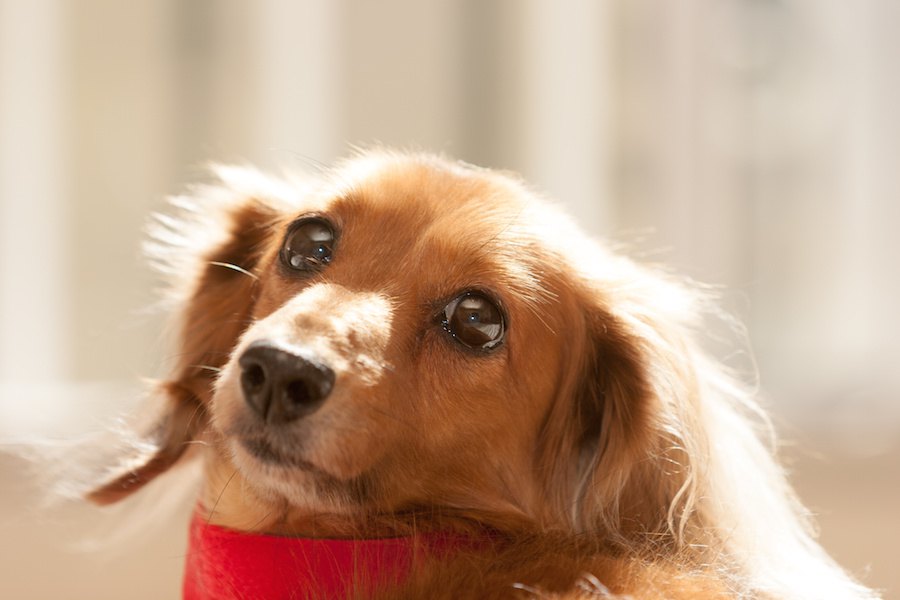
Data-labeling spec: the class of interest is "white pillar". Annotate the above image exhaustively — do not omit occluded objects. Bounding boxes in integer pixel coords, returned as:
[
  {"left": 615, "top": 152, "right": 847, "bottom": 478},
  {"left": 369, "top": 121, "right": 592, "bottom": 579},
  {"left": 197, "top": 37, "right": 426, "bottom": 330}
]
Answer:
[
  {"left": 519, "top": 0, "right": 613, "bottom": 236},
  {"left": 0, "top": 0, "right": 69, "bottom": 381},
  {"left": 255, "top": 0, "right": 341, "bottom": 166}
]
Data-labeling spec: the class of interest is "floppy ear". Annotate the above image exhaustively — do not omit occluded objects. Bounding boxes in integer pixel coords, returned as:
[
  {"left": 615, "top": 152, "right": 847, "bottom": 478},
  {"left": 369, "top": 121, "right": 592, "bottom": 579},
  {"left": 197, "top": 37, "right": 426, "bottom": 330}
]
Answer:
[
  {"left": 538, "top": 274, "right": 702, "bottom": 544},
  {"left": 85, "top": 382, "right": 206, "bottom": 505},
  {"left": 86, "top": 168, "right": 289, "bottom": 505}
]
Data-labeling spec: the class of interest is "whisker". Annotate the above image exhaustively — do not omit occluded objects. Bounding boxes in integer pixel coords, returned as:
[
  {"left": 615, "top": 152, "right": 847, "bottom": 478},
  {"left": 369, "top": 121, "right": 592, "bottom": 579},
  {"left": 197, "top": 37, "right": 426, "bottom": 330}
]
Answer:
[
  {"left": 206, "top": 468, "right": 239, "bottom": 524},
  {"left": 247, "top": 510, "right": 275, "bottom": 532},
  {"left": 209, "top": 261, "right": 259, "bottom": 281},
  {"left": 183, "top": 400, "right": 209, "bottom": 438}
]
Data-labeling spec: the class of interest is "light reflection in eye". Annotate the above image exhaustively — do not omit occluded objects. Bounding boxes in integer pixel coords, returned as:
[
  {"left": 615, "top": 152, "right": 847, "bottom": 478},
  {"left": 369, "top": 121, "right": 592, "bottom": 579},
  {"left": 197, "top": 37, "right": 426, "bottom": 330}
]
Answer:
[
  {"left": 442, "top": 292, "right": 505, "bottom": 351},
  {"left": 281, "top": 218, "right": 335, "bottom": 272}
]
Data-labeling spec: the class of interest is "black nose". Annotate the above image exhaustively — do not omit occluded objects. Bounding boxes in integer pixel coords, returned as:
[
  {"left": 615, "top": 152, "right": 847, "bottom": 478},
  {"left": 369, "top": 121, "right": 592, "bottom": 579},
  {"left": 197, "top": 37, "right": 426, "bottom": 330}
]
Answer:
[{"left": 238, "top": 340, "right": 335, "bottom": 424}]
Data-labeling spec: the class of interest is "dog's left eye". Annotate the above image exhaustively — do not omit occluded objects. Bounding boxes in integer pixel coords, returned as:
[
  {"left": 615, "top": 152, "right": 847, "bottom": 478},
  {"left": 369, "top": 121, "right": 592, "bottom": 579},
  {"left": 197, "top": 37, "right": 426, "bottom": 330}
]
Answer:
[
  {"left": 281, "top": 218, "right": 335, "bottom": 271},
  {"left": 441, "top": 292, "right": 506, "bottom": 351}
]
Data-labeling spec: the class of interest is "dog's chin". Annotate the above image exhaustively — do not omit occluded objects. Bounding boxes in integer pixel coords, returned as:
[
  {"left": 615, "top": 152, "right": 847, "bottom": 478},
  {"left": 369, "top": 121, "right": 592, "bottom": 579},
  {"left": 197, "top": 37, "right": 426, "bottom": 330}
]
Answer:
[{"left": 225, "top": 436, "right": 348, "bottom": 510}]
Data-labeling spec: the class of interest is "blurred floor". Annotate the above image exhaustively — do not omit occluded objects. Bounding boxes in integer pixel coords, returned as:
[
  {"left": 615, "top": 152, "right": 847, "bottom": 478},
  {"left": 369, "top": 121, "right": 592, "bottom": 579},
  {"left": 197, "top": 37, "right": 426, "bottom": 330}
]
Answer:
[
  {"left": 789, "top": 447, "right": 900, "bottom": 599},
  {"left": 0, "top": 454, "right": 188, "bottom": 600}
]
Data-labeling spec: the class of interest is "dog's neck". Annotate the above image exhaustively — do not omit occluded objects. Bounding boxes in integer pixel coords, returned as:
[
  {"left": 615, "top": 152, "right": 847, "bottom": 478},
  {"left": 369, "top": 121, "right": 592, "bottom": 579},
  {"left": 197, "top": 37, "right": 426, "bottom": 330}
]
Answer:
[
  {"left": 199, "top": 450, "right": 536, "bottom": 539},
  {"left": 183, "top": 511, "right": 485, "bottom": 599},
  {"left": 200, "top": 494, "right": 512, "bottom": 540}
]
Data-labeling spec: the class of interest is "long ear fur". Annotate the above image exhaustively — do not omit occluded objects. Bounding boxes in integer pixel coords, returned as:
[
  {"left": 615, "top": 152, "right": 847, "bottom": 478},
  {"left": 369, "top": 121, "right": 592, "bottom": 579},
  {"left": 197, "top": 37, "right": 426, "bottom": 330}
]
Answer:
[
  {"left": 85, "top": 166, "right": 294, "bottom": 504},
  {"left": 541, "top": 250, "right": 877, "bottom": 598},
  {"left": 536, "top": 272, "right": 697, "bottom": 546}
]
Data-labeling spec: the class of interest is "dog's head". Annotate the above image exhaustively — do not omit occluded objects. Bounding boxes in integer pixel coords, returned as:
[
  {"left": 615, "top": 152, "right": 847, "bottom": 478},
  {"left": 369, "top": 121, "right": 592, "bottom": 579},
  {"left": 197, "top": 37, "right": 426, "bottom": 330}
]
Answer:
[
  {"left": 87, "top": 151, "right": 704, "bottom": 542},
  {"left": 76, "top": 151, "right": 879, "bottom": 599}
]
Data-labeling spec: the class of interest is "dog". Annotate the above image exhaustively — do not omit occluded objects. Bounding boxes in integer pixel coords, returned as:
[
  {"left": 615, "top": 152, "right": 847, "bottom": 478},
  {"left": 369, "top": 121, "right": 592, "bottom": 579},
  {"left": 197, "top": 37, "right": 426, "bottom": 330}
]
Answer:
[{"left": 78, "top": 150, "right": 875, "bottom": 598}]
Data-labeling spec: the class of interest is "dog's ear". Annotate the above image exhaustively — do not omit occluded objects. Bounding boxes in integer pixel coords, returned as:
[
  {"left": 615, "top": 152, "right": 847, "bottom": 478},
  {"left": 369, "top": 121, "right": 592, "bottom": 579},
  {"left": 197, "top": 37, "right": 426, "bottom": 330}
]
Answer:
[
  {"left": 85, "top": 381, "right": 205, "bottom": 505},
  {"left": 570, "top": 308, "right": 664, "bottom": 532},
  {"left": 539, "top": 272, "right": 702, "bottom": 543},
  {"left": 86, "top": 168, "right": 290, "bottom": 504}
]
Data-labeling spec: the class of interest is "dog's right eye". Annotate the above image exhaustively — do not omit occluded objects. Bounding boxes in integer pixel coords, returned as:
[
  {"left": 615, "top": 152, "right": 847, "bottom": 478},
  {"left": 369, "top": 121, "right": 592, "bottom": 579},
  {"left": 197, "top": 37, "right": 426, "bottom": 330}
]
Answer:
[
  {"left": 281, "top": 218, "right": 336, "bottom": 272},
  {"left": 441, "top": 291, "right": 506, "bottom": 352}
]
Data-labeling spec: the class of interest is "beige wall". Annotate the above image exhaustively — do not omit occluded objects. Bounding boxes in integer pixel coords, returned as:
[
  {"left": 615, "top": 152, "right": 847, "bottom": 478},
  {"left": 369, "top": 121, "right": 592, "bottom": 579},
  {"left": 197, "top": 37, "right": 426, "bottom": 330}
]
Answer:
[{"left": 1, "top": 1, "right": 897, "bottom": 597}]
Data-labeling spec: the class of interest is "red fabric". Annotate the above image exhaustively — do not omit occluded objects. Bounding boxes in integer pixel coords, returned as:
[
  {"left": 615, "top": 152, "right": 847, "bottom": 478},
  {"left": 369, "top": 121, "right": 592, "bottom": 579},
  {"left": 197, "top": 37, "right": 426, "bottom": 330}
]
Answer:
[{"left": 183, "top": 513, "right": 475, "bottom": 599}]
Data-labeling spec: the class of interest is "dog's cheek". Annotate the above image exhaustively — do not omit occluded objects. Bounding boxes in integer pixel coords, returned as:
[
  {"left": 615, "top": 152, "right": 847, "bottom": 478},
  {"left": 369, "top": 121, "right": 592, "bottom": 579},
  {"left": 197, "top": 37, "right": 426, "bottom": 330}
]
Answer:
[
  {"left": 420, "top": 348, "right": 512, "bottom": 439},
  {"left": 304, "top": 388, "right": 402, "bottom": 480}
]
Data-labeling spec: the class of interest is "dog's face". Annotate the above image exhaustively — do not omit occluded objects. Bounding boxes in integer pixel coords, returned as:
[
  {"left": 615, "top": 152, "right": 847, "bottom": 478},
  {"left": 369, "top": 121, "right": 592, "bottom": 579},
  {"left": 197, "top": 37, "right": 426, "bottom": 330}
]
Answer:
[
  {"left": 210, "top": 159, "right": 581, "bottom": 527},
  {"left": 88, "top": 153, "right": 672, "bottom": 537}
]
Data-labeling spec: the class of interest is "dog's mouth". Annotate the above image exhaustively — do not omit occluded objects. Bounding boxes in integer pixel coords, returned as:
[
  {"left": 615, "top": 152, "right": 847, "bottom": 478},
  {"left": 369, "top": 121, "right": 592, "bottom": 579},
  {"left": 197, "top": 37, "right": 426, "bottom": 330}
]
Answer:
[
  {"left": 236, "top": 434, "right": 378, "bottom": 506},
  {"left": 239, "top": 437, "right": 319, "bottom": 472}
]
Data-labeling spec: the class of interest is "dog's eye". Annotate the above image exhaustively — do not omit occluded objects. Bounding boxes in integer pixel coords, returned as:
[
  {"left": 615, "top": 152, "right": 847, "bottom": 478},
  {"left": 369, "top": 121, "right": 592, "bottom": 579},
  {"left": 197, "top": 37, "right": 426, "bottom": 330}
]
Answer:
[
  {"left": 281, "top": 218, "right": 335, "bottom": 271},
  {"left": 441, "top": 292, "right": 506, "bottom": 351}
]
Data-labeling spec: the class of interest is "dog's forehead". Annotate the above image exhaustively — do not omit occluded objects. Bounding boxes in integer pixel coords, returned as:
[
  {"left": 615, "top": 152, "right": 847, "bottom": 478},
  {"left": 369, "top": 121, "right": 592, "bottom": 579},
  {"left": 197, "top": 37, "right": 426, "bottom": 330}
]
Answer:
[
  {"left": 329, "top": 157, "right": 518, "bottom": 226},
  {"left": 268, "top": 157, "right": 547, "bottom": 314},
  {"left": 320, "top": 158, "right": 551, "bottom": 299}
]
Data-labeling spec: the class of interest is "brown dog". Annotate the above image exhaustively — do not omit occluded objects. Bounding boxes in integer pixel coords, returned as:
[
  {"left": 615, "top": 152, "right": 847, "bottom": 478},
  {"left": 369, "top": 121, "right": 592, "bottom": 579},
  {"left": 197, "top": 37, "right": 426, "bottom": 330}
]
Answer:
[{"left": 82, "top": 151, "right": 874, "bottom": 599}]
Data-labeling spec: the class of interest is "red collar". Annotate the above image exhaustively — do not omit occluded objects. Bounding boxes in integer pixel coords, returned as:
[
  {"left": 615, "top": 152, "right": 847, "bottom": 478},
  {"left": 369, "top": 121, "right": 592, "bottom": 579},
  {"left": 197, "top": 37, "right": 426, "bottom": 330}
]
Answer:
[{"left": 183, "top": 513, "right": 477, "bottom": 599}]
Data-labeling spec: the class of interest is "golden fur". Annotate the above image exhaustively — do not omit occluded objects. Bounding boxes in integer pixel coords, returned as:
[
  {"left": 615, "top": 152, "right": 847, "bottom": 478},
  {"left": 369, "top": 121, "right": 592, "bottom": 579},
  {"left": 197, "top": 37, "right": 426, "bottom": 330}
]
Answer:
[{"left": 83, "top": 150, "right": 875, "bottom": 598}]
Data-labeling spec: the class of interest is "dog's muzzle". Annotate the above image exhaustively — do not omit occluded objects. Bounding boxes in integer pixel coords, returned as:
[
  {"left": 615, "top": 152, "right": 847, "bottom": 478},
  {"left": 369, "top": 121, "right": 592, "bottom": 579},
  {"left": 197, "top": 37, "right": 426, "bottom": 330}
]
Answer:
[{"left": 238, "top": 340, "right": 335, "bottom": 424}]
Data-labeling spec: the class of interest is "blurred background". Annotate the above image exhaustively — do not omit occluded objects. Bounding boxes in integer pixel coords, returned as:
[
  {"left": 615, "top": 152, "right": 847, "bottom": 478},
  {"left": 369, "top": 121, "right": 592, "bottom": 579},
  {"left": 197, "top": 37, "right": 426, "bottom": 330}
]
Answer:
[{"left": 1, "top": 0, "right": 897, "bottom": 597}]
